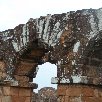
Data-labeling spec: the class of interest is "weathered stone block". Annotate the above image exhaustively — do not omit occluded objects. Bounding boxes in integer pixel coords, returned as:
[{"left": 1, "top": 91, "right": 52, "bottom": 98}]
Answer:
[
  {"left": 10, "top": 87, "right": 19, "bottom": 96},
  {"left": 66, "top": 87, "right": 82, "bottom": 97},
  {"left": 3, "top": 87, "right": 10, "bottom": 96},
  {"left": 2, "top": 96, "right": 12, "bottom": 102},
  {"left": 57, "top": 86, "right": 66, "bottom": 96},
  {"left": 11, "top": 96, "right": 19, "bottom": 102},
  {"left": 14, "top": 75, "right": 29, "bottom": 82},
  {"left": 19, "top": 96, "right": 26, "bottom": 102},
  {"left": 19, "top": 88, "right": 31, "bottom": 97},
  {"left": 25, "top": 97, "right": 31, "bottom": 102},
  {"left": 82, "top": 97, "right": 101, "bottom": 102},
  {"left": 82, "top": 87, "right": 94, "bottom": 97},
  {"left": 12, "top": 96, "right": 26, "bottom": 102}
]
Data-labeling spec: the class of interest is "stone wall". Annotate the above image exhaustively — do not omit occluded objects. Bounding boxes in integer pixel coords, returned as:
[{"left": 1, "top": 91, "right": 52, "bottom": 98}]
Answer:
[
  {"left": 0, "top": 86, "right": 32, "bottom": 102},
  {"left": 0, "top": 8, "right": 102, "bottom": 102},
  {"left": 1, "top": 8, "right": 102, "bottom": 85},
  {"left": 57, "top": 85, "right": 102, "bottom": 102}
]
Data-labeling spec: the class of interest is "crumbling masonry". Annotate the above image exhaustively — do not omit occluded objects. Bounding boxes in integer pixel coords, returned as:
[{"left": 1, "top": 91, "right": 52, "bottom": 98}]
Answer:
[{"left": 0, "top": 8, "right": 102, "bottom": 102}]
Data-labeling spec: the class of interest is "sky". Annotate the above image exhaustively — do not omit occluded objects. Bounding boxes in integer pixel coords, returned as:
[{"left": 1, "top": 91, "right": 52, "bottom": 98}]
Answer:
[
  {"left": 0, "top": 0, "right": 102, "bottom": 92},
  {"left": 33, "top": 62, "right": 57, "bottom": 92},
  {"left": 0, "top": 0, "right": 102, "bottom": 31}
]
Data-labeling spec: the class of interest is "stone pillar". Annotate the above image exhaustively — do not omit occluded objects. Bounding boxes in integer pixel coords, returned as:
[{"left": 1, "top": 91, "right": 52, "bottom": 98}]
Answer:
[
  {"left": 0, "top": 61, "right": 37, "bottom": 102},
  {"left": 0, "top": 86, "right": 33, "bottom": 102}
]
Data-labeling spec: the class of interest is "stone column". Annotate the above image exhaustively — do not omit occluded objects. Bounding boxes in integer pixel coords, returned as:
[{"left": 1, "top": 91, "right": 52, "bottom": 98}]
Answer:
[
  {"left": 1, "top": 86, "right": 33, "bottom": 102},
  {"left": 0, "top": 61, "right": 37, "bottom": 102}
]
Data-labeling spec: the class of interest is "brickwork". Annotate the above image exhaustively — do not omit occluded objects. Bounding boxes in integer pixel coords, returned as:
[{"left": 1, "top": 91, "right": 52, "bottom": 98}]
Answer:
[
  {"left": 1, "top": 8, "right": 102, "bottom": 102},
  {"left": 57, "top": 84, "right": 102, "bottom": 102},
  {"left": 0, "top": 61, "right": 35, "bottom": 102},
  {"left": 0, "top": 86, "right": 33, "bottom": 102}
]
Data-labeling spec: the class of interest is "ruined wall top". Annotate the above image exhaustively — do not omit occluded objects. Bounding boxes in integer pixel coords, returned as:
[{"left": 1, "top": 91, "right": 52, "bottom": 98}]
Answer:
[
  {"left": 0, "top": 8, "right": 102, "bottom": 85},
  {"left": 0, "top": 8, "right": 101, "bottom": 48},
  {"left": 1, "top": 8, "right": 102, "bottom": 51}
]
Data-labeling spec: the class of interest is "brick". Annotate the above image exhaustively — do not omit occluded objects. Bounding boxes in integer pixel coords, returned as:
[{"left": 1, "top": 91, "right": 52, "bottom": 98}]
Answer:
[
  {"left": 14, "top": 75, "right": 29, "bottom": 82},
  {"left": 25, "top": 97, "right": 31, "bottom": 102},
  {"left": 2, "top": 96, "right": 12, "bottom": 102},
  {"left": 19, "top": 88, "right": 31, "bottom": 96},
  {"left": 12, "top": 96, "right": 26, "bottom": 102},
  {"left": 65, "top": 96, "right": 69, "bottom": 102},
  {"left": 66, "top": 89, "right": 70, "bottom": 96},
  {"left": 3, "top": 87, "right": 10, "bottom": 96},
  {"left": 16, "top": 61, "right": 35, "bottom": 75},
  {"left": 19, "top": 97, "right": 26, "bottom": 102},
  {"left": 57, "top": 86, "right": 66, "bottom": 95},
  {"left": 10, "top": 87, "right": 19, "bottom": 96},
  {"left": 82, "top": 97, "right": 101, "bottom": 102},
  {"left": 82, "top": 87, "right": 94, "bottom": 97},
  {"left": 11, "top": 96, "right": 19, "bottom": 102},
  {"left": 66, "top": 87, "right": 82, "bottom": 97}
]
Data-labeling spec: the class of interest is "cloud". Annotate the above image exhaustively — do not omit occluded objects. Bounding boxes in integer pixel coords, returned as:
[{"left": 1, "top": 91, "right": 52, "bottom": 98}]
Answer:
[{"left": 0, "top": 0, "right": 102, "bottom": 31}]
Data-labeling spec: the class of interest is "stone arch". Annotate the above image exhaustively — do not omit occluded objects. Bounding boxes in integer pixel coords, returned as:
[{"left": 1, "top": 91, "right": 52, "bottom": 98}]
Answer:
[{"left": 0, "top": 8, "right": 102, "bottom": 101}]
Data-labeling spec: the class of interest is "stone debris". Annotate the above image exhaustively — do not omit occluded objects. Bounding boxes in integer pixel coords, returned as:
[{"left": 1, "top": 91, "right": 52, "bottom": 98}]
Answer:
[{"left": 32, "top": 87, "right": 57, "bottom": 102}]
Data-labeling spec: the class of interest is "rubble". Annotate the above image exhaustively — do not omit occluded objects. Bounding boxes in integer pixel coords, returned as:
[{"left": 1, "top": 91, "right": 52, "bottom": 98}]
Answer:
[{"left": 32, "top": 87, "right": 57, "bottom": 102}]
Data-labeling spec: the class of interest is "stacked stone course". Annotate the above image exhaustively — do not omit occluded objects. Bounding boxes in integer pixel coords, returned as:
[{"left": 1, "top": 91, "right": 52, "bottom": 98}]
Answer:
[
  {"left": 0, "top": 8, "right": 102, "bottom": 102},
  {"left": 57, "top": 85, "right": 102, "bottom": 102}
]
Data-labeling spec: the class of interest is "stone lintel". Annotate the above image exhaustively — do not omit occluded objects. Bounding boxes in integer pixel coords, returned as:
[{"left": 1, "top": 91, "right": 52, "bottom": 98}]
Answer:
[
  {"left": 51, "top": 76, "right": 102, "bottom": 85},
  {"left": 0, "top": 80, "right": 38, "bottom": 89}
]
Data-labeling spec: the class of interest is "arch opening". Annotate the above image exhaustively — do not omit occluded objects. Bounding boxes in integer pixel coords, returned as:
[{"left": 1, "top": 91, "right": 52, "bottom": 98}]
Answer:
[{"left": 33, "top": 62, "right": 57, "bottom": 93}]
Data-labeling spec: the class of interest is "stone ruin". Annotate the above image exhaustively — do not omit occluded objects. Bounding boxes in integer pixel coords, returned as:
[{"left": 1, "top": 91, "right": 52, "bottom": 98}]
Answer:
[
  {"left": 0, "top": 8, "right": 102, "bottom": 101},
  {"left": 32, "top": 87, "right": 57, "bottom": 102}
]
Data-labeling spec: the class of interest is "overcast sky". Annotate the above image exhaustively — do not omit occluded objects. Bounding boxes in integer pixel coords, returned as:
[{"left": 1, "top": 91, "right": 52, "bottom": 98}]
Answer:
[
  {"left": 0, "top": 0, "right": 102, "bottom": 31},
  {"left": 33, "top": 62, "right": 57, "bottom": 92},
  {"left": 0, "top": 0, "right": 102, "bottom": 92}
]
